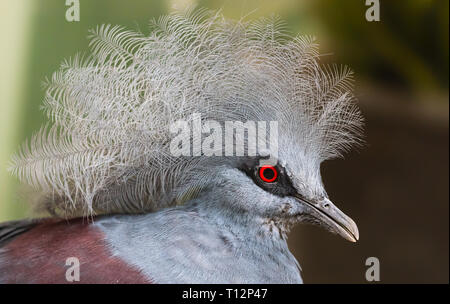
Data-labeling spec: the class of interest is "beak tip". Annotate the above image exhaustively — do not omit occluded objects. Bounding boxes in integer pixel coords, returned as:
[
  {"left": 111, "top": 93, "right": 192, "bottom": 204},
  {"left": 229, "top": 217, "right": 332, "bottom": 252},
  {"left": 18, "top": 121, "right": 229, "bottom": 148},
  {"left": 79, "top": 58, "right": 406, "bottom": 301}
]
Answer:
[
  {"left": 345, "top": 233, "right": 358, "bottom": 242},
  {"left": 350, "top": 223, "right": 359, "bottom": 242},
  {"left": 342, "top": 217, "right": 359, "bottom": 242}
]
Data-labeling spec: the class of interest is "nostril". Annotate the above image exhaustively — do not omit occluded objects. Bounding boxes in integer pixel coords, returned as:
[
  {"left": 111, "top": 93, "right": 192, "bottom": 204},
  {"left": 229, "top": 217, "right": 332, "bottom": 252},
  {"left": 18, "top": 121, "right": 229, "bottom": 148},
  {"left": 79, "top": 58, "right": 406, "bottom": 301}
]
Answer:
[{"left": 323, "top": 203, "right": 330, "bottom": 209}]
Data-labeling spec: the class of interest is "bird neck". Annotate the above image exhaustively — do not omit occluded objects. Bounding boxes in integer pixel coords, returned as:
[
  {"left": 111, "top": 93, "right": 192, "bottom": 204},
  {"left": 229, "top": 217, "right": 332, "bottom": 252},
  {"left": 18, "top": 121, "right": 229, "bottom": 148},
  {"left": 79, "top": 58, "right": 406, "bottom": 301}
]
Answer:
[{"left": 182, "top": 193, "right": 291, "bottom": 243}]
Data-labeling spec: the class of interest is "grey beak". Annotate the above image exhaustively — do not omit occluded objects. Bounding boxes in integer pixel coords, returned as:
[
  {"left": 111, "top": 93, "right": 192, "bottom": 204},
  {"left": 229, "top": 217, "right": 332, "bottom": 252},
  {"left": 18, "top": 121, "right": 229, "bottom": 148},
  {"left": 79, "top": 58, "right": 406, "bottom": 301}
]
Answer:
[{"left": 294, "top": 195, "right": 359, "bottom": 242}]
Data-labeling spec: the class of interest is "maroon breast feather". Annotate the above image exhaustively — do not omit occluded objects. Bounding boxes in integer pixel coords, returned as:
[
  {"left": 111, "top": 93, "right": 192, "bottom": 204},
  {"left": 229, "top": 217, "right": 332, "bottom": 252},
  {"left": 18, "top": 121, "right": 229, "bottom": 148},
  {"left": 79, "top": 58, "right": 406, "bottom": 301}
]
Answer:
[{"left": 0, "top": 218, "right": 152, "bottom": 284}]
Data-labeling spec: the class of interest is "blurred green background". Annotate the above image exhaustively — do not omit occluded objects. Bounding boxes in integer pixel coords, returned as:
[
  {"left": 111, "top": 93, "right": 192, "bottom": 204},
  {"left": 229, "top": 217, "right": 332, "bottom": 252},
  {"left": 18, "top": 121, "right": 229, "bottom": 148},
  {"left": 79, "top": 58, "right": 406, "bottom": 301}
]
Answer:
[{"left": 0, "top": 0, "right": 448, "bottom": 283}]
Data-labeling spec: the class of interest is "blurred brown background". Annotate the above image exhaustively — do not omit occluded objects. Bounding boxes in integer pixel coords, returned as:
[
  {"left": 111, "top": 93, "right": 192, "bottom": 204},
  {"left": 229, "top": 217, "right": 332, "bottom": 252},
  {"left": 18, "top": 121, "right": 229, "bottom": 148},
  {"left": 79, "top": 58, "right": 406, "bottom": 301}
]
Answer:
[{"left": 0, "top": 0, "right": 448, "bottom": 283}]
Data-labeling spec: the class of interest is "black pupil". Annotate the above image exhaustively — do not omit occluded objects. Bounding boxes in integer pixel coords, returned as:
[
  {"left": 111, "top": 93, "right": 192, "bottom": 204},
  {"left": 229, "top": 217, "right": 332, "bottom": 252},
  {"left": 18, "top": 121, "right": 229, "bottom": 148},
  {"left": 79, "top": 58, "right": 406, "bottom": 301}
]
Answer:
[{"left": 263, "top": 168, "right": 275, "bottom": 180}]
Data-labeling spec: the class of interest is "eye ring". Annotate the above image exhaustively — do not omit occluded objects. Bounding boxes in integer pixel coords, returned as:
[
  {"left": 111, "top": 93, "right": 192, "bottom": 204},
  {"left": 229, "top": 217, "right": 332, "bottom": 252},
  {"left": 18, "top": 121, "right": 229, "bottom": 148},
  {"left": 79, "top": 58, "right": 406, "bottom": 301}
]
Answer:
[{"left": 259, "top": 165, "right": 278, "bottom": 183}]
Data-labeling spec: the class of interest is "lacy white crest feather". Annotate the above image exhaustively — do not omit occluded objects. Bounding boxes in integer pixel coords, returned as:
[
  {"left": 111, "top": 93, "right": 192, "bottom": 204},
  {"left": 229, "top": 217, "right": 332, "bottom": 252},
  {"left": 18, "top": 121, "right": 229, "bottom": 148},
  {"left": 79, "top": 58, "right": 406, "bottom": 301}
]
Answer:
[{"left": 9, "top": 8, "right": 363, "bottom": 217}]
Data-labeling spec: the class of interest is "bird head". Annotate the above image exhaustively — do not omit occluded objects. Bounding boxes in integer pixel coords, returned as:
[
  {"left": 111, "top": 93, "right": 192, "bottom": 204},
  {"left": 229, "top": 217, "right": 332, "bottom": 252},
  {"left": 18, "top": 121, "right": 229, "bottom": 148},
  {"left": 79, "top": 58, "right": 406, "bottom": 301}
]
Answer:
[
  {"left": 197, "top": 153, "right": 359, "bottom": 242},
  {"left": 178, "top": 111, "right": 360, "bottom": 242},
  {"left": 10, "top": 8, "right": 363, "bottom": 242}
]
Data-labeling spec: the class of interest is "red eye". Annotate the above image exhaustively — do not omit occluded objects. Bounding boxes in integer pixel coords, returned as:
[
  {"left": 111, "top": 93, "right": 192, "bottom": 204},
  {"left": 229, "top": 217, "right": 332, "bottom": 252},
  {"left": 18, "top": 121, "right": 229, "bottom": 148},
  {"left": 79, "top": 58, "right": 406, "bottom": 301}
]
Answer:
[{"left": 259, "top": 165, "right": 278, "bottom": 183}]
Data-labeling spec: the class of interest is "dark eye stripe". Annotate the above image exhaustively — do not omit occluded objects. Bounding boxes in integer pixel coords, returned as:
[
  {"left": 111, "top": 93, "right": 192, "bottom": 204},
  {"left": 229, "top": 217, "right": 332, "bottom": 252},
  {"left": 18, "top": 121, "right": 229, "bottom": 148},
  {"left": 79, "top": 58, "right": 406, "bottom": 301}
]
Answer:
[{"left": 239, "top": 159, "right": 297, "bottom": 197}]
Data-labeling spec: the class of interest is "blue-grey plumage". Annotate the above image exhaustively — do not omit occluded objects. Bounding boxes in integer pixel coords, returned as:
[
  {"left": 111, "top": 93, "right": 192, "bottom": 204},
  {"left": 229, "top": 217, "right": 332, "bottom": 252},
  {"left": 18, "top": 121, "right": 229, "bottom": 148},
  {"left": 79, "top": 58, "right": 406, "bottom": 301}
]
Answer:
[
  {"left": 96, "top": 165, "right": 358, "bottom": 283},
  {"left": 97, "top": 206, "right": 303, "bottom": 284}
]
